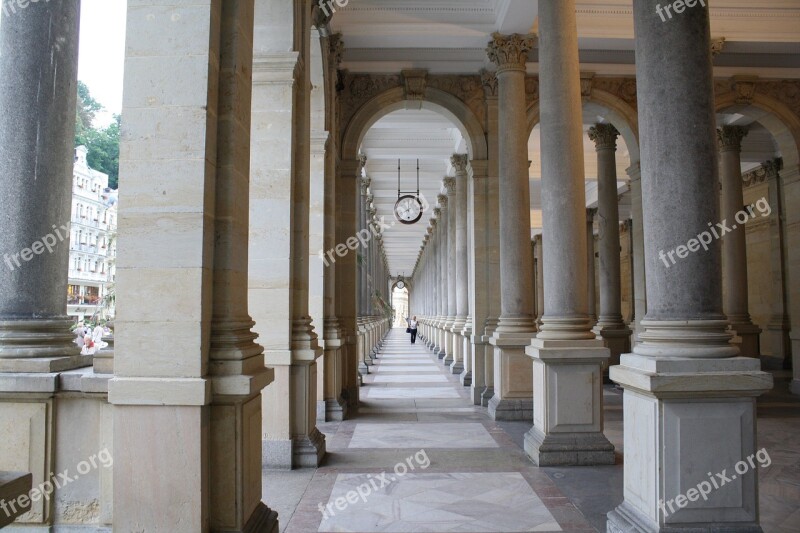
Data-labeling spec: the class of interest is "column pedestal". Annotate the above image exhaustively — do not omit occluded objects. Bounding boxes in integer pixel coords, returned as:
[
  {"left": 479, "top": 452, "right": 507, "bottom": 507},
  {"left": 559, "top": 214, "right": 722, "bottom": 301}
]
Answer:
[
  {"left": 525, "top": 337, "right": 614, "bottom": 465},
  {"left": 488, "top": 331, "right": 534, "bottom": 420},
  {"left": 608, "top": 351, "right": 771, "bottom": 533}
]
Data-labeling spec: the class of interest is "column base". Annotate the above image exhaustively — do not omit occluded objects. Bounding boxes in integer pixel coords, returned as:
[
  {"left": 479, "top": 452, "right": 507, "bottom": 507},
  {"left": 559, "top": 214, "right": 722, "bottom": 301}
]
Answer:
[
  {"left": 263, "top": 439, "right": 293, "bottom": 470},
  {"left": 358, "top": 362, "right": 370, "bottom": 375},
  {"left": 459, "top": 370, "right": 472, "bottom": 386},
  {"left": 480, "top": 386, "right": 494, "bottom": 407},
  {"left": 594, "top": 324, "right": 632, "bottom": 367},
  {"left": 293, "top": 427, "right": 326, "bottom": 468},
  {"left": 729, "top": 322, "right": 762, "bottom": 358},
  {"left": 449, "top": 360, "right": 464, "bottom": 375},
  {"left": 607, "top": 500, "right": 763, "bottom": 533},
  {"left": 317, "top": 396, "right": 348, "bottom": 422},
  {"left": 524, "top": 425, "right": 615, "bottom": 466},
  {"left": 487, "top": 394, "right": 532, "bottom": 421},
  {"left": 242, "top": 502, "right": 280, "bottom": 533}
]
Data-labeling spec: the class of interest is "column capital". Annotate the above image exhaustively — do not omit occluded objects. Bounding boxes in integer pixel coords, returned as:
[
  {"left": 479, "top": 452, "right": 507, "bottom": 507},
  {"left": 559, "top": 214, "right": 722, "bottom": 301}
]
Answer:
[
  {"left": 717, "top": 125, "right": 749, "bottom": 152},
  {"left": 442, "top": 177, "right": 456, "bottom": 195},
  {"left": 486, "top": 33, "right": 537, "bottom": 73},
  {"left": 451, "top": 154, "right": 469, "bottom": 174},
  {"left": 360, "top": 175, "right": 371, "bottom": 194},
  {"left": 480, "top": 69, "right": 498, "bottom": 98},
  {"left": 433, "top": 206, "right": 442, "bottom": 218},
  {"left": 437, "top": 193, "right": 448, "bottom": 209},
  {"left": 588, "top": 123, "right": 620, "bottom": 151}
]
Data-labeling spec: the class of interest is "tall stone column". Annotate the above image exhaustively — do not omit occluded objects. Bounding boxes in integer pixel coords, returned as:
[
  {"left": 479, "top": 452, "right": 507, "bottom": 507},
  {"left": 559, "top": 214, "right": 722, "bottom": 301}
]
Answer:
[
  {"left": 628, "top": 162, "right": 647, "bottom": 343},
  {"left": 469, "top": 156, "right": 491, "bottom": 402},
  {"left": 608, "top": 1, "right": 772, "bottom": 530},
  {"left": 586, "top": 208, "right": 598, "bottom": 326},
  {"left": 590, "top": 124, "right": 632, "bottom": 365},
  {"left": 356, "top": 177, "right": 370, "bottom": 375},
  {"left": 336, "top": 157, "right": 364, "bottom": 408},
  {"left": 452, "top": 158, "right": 470, "bottom": 377},
  {"left": 435, "top": 197, "right": 449, "bottom": 360},
  {"left": 320, "top": 33, "right": 346, "bottom": 421},
  {"left": 443, "top": 178, "right": 458, "bottom": 367},
  {"left": 486, "top": 33, "right": 537, "bottom": 421},
  {"left": 0, "top": 0, "right": 82, "bottom": 371},
  {"left": 524, "top": 0, "right": 615, "bottom": 466},
  {"left": 718, "top": 126, "right": 761, "bottom": 357}
]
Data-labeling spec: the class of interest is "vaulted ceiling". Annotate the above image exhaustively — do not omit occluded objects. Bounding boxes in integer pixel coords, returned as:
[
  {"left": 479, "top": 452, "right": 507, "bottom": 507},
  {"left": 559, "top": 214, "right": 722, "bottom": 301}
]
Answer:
[{"left": 334, "top": 0, "right": 800, "bottom": 276}]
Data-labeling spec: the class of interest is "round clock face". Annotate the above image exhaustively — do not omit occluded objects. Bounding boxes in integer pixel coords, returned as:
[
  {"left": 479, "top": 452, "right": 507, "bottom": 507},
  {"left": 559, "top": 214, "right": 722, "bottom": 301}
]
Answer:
[
  {"left": 396, "top": 281, "right": 405, "bottom": 289},
  {"left": 394, "top": 195, "right": 423, "bottom": 225}
]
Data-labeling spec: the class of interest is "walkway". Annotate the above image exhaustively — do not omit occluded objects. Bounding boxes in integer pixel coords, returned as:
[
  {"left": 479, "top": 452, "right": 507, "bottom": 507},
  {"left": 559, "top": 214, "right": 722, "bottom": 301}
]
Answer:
[{"left": 265, "top": 328, "right": 800, "bottom": 532}]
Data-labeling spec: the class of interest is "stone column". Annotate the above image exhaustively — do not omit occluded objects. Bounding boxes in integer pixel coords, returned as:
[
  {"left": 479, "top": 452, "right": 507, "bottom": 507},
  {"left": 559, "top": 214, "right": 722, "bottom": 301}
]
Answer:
[
  {"left": 590, "top": 124, "right": 632, "bottom": 365},
  {"left": 0, "top": 0, "right": 82, "bottom": 371},
  {"left": 534, "top": 234, "right": 545, "bottom": 326},
  {"left": 718, "top": 125, "right": 761, "bottom": 357},
  {"left": 628, "top": 162, "right": 647, "bottom": 343},
  {"left": 524, "top": 0, "right": 614, "bottom": 466},
  {"left": 608, "top": 1, "right": 772, "bottom": 530},
  {"left": 435, "top": 197, "right": 449, "bottom": 360},
  {"left": 452, "top": 158, "right": 470, "bottom": 377},
  {"left": 486, "top": 33, "right": 537, "bottom": 421},
  {"left": 320, "top": 33, "right": 346, "bottom": 422},
  {"left": 586, "top": 208, "right": 598, "bottom": 326},
  {"left": 443, "top": 178, "right": 458, "bottom": 367},
  {"left": 207, "top": 3, "right": 275, "bottom": 527},
  {"left": 356, "top": 177, "right": 370, "bottom": 375},
  {"left": 469, "top": 156, "right": 490, "bottom": 402},
  {"left": 336, "top": 157, "right": 364, "bottom": 408}
]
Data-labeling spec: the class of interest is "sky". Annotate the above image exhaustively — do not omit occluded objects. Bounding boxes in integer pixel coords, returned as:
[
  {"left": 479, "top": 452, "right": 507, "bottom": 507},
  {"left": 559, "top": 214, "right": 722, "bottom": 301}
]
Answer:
[{"left": 78, "top": 0, "right": 128, "bottom": 127}]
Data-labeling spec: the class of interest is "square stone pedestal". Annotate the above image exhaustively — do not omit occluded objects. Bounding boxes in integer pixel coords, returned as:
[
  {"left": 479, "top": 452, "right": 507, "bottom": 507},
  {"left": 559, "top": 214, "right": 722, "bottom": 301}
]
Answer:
[
  {"left": 607, "top": 354, "right": 773, "bottom": 533},
  {"left": 524, "top": 337, "right": 615, "bottom": 466},
  {"left": 488, "top": 331, "right": 535, "bottom": 420}
]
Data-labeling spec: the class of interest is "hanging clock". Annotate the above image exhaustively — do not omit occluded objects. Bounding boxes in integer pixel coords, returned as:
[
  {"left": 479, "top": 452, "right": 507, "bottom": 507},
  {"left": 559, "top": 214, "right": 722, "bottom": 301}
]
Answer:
[
  {"left": 396, "top": 280, "right": 405, "bottom": 289},
  {"left": 394, "top": 195, "right": 423, "bottom": 225},
  {"left": 393, "top": 159, "right": 424, "bottom": 225}
]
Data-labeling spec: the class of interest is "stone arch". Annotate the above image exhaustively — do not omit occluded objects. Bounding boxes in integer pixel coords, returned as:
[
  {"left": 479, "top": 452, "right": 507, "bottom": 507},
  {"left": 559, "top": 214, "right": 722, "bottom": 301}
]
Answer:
[
  {"left": 715, "top": 92, "right": 800, "bottom": 169},
  {"left": 341, "top": 86, "right": 488, "bottom": 162},
  {"left": 526, "top": 88, "right": 641, "bottom": 163}
]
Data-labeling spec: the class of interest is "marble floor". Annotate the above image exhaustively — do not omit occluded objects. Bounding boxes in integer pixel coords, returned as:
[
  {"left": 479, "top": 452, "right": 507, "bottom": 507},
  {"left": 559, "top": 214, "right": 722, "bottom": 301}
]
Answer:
[{"left": 264, "top": 329, "right": 800, "bottom": 533}]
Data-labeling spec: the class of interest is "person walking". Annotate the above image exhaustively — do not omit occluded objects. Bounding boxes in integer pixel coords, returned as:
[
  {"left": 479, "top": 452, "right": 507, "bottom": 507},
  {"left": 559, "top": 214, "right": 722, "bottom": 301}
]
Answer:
[{"left": 409, "top": 316, "right": 418, "bottom": 344}]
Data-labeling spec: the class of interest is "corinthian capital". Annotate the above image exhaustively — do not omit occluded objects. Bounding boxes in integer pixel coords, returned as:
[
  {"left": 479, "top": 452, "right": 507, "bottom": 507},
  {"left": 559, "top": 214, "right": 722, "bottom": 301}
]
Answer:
[
  {"left": 486, "top": 33, "right": 537, "bottom": 73},
  {"left": 442, "top": 177, "right": 456, "bottom": 195},
  {"left": 588, "top": 123, "right": 620, "bottom": 151},
  {"left": 480, "top": 69, "right": 498, "bottom": 98},
  {"left": 451, "top": 154, "right": 469, "bottom": 174},
  {"left": 717, "top": 125, "right": 749, "bottom": 152},
  {"left": 437, "top": 194, "right": 448, "bottom": 209}
]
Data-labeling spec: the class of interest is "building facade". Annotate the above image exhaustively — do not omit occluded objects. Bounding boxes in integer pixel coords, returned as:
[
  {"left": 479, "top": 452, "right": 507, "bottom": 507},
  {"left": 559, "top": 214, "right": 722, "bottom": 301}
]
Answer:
[{"left": 68, "top": 146, "right": 117, "bottom": 323}]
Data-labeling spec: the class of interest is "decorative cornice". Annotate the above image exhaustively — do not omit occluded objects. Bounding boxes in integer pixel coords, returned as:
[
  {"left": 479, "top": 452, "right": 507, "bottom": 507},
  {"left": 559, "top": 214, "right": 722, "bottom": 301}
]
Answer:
[
  {"left": 588, "top": 123, "right": 620, "bottom": 151},
  {"left": 743, "top": 158, "right": 782, "bottom": 189},
  {"left": 486, "top": 33, "right": 536, "bottom": 73},
  {"left": 402, "top": 69, "right": 428, "bottom": 101},
  {"left": 451, "top": 154, "right": 469, "bottom": 174},
  {"left": 717, "top": 125, "right": 748, "bottom": 152}
]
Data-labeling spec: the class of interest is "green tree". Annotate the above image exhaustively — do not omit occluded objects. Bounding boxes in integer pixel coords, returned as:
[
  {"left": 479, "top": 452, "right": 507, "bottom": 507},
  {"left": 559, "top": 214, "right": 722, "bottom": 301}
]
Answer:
[{"left": 75, "top": 82, "right": 120, "bottom": 189}]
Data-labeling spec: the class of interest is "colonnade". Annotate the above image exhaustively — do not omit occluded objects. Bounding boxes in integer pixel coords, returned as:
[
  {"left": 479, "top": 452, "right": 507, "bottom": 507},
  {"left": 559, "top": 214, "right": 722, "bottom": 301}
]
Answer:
[{"left": 0, "top": 0, "right": 796, "bottom": 531}]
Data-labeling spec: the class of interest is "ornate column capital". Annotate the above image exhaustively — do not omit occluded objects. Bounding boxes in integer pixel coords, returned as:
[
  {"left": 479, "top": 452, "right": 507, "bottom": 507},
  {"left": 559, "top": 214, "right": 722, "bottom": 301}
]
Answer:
[
  {"left": 433, "top": 206, "right": 442, "bottom": 218},
  {"left": 436, "top": 193, "right": 448, "bottom": 209},
  {"left": 358, "top": 153, "right": 368, "bottom": 173},
  {"left": 710, "top": 37, "right": 726, "bottom": 58},
  {"left": 360, "top": 175, "right": 371, "bottom": 194},
  {"left": 486, "top": 33, "right": 537, "bottom": 73},
  {"left": 328, "top": 33, "right": 345, "bottom": 70},
  {"left": 451, "top": 154, "right": 469, "bottom": 174},
  {"left": 717, "top": 125, "right": 748, "bottom": 152},
  {"left": 480, "top": 69, "right": 498, "bottom": 98},
  {"left": 588, "top": 123, "right": 620, "bottom": 151},
  {"left": 442, "top": 177, "right": 456, "bottom": 195}
]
